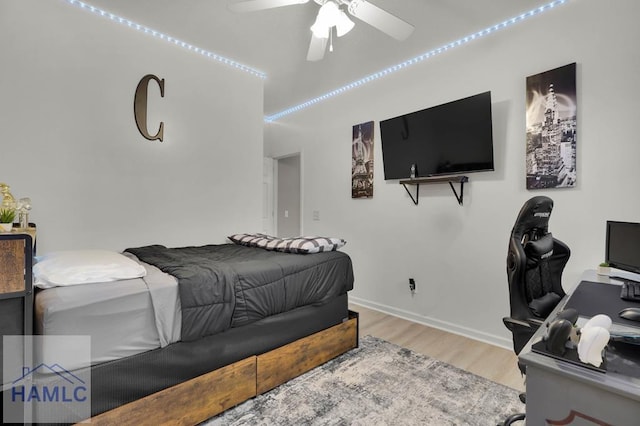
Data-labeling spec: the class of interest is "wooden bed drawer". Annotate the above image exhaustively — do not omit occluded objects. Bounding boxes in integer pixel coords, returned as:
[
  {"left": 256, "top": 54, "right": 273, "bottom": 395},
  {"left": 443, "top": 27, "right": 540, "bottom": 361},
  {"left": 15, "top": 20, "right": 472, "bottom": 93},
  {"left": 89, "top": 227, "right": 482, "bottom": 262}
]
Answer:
[
  {"left": 88, "top": 357, "right": 257, "bottom": 426},
  {"left": 256, "top": 312, "right": 359, "bottom": 394},
  {"left": 84, "top": 311, "right": 359, "bottom": 425}
]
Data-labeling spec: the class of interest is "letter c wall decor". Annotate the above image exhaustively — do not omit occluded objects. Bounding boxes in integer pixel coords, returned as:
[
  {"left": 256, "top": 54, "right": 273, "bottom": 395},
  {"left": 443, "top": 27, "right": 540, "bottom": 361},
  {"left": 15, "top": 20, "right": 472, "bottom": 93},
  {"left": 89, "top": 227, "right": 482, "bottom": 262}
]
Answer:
[{"left": 134, "top": 74, "right": 165, "bottom": 142}]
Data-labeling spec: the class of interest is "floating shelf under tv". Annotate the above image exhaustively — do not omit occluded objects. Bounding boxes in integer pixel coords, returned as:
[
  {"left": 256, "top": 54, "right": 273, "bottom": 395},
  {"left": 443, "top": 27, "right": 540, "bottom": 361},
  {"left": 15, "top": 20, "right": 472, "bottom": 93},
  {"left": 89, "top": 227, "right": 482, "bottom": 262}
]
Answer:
[{"left": 399, "top": 175, "right": 469, "bottom": 206}]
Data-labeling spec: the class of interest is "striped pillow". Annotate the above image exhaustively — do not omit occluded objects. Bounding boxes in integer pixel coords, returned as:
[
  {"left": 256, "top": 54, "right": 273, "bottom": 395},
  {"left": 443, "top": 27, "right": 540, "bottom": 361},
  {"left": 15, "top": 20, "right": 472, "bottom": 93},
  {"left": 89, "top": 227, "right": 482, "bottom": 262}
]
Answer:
[
  {"left": 227, "top": 233, "right": 276, "bottom": 248},
  {"left": 228, "top": 233, "right": 346, "bottom": 254}
]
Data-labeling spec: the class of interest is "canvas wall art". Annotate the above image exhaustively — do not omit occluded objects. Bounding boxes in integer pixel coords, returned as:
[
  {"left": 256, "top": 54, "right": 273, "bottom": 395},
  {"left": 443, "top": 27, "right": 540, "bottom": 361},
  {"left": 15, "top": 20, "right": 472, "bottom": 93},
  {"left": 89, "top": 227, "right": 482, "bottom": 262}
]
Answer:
[
  {"left": 525, "top": 62, "right": 577, "bottom": 189},
  {"left": 352, "top": 121, "right": 374, "bottom": 199}
]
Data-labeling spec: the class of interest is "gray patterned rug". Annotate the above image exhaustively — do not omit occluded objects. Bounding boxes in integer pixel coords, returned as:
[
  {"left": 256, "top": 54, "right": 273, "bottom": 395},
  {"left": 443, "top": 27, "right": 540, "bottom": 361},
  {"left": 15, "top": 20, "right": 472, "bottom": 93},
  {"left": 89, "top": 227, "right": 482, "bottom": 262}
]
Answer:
[{"left": 204, "top": 335, "right": 524, "bottom": 425}]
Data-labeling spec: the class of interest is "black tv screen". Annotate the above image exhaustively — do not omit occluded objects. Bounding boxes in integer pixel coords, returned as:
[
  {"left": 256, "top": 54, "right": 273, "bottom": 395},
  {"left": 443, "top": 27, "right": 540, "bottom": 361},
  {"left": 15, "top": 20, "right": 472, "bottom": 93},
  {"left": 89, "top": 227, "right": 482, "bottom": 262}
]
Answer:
[
  {"left": 606, "top": 221, "right": 640, "bottom": 275},
  {"left": 379, "top": 91, "right": 494, "bottom": 179}
]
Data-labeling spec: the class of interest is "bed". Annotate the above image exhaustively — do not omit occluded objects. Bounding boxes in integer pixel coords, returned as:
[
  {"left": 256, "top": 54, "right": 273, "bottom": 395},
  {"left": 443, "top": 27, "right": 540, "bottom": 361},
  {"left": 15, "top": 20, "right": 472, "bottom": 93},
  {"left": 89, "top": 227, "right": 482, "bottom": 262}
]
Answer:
[{"left": 29, "top": 238, "right": 356, "bottom": 424}]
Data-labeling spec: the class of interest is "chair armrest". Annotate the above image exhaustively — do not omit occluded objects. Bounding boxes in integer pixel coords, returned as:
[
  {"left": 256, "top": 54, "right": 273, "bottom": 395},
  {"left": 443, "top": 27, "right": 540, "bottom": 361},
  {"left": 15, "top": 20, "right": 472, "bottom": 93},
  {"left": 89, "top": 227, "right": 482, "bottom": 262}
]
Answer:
[
  {"left": 502, "top": 317, "right": 544, "bottom": 332},
  {"left": 502, "top": 317, "right": 532, "bottom": 332},
  {"left": 527, "top": 318, "right": 545, "bottom": 327}
]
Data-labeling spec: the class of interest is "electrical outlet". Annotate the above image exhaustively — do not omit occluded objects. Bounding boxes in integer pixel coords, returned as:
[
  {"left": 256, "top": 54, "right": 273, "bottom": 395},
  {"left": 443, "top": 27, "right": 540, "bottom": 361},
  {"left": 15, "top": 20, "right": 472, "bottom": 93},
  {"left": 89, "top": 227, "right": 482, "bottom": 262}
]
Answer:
[{"left": 409, "top": 278, "right": 416, "bottom": 293}]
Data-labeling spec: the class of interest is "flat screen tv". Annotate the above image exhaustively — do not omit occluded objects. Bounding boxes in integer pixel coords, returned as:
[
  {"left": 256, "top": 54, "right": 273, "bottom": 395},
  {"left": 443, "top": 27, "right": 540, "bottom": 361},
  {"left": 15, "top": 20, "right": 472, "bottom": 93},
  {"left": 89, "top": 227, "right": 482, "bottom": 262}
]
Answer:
[
  {"left": 605, "top": 221, "right": 640, "bottom": 276},
  {"left": 379, "top": 91, "right": 494, "bottom": 180}
]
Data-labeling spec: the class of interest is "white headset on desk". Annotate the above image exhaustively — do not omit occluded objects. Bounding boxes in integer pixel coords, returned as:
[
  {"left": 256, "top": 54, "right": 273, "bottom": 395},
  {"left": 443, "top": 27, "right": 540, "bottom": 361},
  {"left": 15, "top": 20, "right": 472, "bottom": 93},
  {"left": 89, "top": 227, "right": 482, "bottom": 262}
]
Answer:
[{"left": 577, "top": 314, "right": 612, "bottom": 367}]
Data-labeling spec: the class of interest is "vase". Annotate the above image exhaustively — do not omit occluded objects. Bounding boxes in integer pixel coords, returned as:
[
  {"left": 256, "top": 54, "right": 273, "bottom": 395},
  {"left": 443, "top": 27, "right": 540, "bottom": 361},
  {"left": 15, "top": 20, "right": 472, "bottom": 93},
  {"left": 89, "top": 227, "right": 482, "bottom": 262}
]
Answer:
[{"left": 0, "top": 223, "right": 13, "bottom": 232}]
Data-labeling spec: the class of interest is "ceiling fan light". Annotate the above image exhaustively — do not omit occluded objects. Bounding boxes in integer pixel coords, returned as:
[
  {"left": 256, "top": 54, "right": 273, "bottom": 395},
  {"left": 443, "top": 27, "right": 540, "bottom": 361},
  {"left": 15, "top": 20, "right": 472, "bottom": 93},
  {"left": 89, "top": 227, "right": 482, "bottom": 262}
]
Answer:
[
  {"left": 310, "top": 20, "right": 329, "bottom": 39},
  {"left": 318, "top": 1, "right": 340, "bottom": 20},
  {"left": 335, "top": 11, "right": 354, "bottom": 37},
  {"left": 311, "top": 1, "right": 339, "bottom": 39}
]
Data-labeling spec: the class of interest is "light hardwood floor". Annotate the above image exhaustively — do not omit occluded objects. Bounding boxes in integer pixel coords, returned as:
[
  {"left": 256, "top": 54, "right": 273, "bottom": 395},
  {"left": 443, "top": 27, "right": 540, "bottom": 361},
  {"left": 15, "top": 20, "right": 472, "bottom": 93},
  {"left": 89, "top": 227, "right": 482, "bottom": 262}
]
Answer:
[{"left": 350, "top": 304, "right": 526, "bottom": 392}]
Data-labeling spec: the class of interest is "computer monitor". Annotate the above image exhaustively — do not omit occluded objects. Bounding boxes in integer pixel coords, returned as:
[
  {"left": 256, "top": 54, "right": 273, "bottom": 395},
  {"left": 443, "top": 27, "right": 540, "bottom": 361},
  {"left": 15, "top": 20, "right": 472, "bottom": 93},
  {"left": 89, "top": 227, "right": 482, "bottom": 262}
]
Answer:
[{"left": 605, "top": 221, "right": 640, "bottom": 275}]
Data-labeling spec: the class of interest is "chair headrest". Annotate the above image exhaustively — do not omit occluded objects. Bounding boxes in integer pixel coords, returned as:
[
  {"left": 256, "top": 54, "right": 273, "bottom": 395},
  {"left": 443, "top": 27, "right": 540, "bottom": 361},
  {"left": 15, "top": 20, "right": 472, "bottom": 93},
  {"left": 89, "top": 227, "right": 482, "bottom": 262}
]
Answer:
[
  {"left": 524, "top": 233, "right": 554, "bottom": 267},
  {"left": 511, "top": 196, "right": 554, "bottom": 241}
]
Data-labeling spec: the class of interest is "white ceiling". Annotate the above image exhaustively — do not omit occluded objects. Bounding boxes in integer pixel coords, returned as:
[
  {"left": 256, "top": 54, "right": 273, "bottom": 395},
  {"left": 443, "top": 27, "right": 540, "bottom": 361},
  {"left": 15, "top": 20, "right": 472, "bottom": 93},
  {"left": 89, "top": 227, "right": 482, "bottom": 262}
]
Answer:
[{"left": 78, "top": 0, "right": 551, "bottom": 116}]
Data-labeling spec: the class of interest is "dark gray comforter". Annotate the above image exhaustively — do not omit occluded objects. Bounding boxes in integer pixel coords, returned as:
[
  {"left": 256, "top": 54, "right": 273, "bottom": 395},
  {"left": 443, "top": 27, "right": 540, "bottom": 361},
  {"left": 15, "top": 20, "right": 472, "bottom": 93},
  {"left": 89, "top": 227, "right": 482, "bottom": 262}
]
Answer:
[{"left": 125, "top": 244, "right": 354, "bottom": 341}]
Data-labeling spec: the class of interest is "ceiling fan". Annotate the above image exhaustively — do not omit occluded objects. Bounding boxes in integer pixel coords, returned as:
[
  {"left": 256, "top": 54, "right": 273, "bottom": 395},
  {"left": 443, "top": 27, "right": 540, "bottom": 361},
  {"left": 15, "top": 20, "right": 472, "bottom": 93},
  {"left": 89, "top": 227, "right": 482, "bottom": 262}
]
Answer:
[{"left": 228, "top": 0, "right": 414, "bottom": 61}]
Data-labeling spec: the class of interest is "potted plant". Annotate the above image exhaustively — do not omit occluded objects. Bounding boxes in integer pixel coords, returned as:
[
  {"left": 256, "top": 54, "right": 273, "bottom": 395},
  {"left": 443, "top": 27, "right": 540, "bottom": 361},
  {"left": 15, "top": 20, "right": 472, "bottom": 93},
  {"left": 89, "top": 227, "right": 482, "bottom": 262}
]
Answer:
[
  {"left": 0, "top": 208, "right": 16, "bottom": 232},
  {"left": 597, "top": 262, "right": 611, "bottom": 276}
]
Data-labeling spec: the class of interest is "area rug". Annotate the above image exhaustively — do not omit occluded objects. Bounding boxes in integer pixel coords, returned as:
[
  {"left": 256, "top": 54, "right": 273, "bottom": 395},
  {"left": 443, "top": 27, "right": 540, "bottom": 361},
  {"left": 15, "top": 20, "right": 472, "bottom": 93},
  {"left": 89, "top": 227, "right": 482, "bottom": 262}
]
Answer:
[{"left": 203, "top": 335, "right": 524, "bottom": 425}]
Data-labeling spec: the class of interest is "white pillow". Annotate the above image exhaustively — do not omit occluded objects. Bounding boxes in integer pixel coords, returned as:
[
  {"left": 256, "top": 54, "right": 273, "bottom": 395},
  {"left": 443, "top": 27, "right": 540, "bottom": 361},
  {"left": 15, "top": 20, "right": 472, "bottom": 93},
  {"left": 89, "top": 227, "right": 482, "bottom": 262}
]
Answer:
[{"left": 33, "top": 250, "right": 147, "bottom": 289}]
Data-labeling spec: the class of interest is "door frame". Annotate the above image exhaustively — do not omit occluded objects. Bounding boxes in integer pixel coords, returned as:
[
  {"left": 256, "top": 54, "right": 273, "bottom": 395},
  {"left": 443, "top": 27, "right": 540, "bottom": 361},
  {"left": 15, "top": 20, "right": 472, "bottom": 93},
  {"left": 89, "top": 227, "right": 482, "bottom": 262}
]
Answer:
[{"left": 268, "top": 152, "right": 302, "bottom": 237}]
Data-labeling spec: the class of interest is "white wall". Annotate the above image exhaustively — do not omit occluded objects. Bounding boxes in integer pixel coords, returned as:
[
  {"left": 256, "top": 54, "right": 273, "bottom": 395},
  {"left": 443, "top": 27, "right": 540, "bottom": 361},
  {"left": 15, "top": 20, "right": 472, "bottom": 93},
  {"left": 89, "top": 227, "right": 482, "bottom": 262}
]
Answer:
[
  {"left": 1, "top": 0, "right": 264, "bottom": 253},
  {"left": 265, "top": 1, "right": 640, "bottom": 347}
]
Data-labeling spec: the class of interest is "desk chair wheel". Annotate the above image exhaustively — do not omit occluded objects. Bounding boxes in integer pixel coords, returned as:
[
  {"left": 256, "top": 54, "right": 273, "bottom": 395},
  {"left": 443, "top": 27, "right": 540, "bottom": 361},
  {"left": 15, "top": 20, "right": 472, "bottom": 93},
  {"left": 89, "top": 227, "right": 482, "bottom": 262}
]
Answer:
[{"left": 497, "top": 413, "right": 526, "bottom": 426}]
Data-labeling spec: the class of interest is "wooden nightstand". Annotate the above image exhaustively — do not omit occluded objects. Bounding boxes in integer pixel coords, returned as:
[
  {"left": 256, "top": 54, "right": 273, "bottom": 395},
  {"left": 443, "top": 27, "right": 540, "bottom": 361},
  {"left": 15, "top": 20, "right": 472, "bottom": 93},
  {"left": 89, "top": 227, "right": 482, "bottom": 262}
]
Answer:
[{"left": 0, "top": 229, "right": 35, "bottom": 385}]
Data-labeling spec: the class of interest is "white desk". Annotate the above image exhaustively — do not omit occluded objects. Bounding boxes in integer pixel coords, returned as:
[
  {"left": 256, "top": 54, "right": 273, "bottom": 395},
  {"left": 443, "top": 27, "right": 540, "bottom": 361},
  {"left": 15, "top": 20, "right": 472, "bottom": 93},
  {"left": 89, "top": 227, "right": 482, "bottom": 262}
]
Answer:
[{"left": 518, "top": 271, "right": 640, "bottom": 425}]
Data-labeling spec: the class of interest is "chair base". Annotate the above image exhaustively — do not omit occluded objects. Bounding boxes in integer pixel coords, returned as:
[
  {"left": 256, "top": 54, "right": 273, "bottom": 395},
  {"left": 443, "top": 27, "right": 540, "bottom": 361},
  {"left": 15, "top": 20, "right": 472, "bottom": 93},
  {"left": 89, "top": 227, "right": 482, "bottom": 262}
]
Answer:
[
  {"left": 498, "top": 393, "right": 526, "bottom": 425},
  {"left": 498, "top": 413, "right": 525, "bottom": 426}
]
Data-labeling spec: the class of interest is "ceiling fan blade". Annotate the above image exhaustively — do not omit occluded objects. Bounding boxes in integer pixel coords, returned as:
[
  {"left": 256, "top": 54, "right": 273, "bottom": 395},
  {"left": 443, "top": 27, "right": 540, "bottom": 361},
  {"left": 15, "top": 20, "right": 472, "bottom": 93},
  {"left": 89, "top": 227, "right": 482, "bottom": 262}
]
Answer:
[
  {"left": 228, "top": 0, "right": 309, "bottom": 13},
  {"left": 306, "top": 34, "right": 328, "bottom": 61},
  {"left": 346, "top": 0, "right": 414, "bottom": 41}
]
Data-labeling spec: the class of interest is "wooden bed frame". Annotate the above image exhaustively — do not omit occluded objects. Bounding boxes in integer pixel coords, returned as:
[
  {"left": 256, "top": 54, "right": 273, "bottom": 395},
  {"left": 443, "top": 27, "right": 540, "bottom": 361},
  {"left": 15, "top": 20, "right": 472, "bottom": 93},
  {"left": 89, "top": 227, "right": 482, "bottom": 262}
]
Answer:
[{"left": 84, "top": 311, "right": 359, "bottom": 425}]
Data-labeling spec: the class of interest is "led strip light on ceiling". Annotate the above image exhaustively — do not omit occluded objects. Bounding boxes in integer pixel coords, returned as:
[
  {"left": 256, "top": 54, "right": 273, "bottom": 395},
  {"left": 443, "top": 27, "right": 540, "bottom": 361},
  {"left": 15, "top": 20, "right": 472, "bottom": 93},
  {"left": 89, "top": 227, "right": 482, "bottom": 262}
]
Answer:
[
  {"left": 64, "top": 0, "right": 266, "bottom": 79},
  {"left": 264, "top": 0, "right": 568, "bottom": 123},
  {"left": 64, "top": 0, "right": 567, "bottom": 123}
]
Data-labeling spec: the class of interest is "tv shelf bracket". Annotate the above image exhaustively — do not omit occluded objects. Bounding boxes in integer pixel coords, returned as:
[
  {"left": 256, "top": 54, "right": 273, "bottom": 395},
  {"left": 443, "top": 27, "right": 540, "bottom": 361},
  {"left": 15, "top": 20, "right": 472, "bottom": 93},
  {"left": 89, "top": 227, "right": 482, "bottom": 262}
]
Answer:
[{"left": 399, "top": 176, "right": 469, "bottom": 206}]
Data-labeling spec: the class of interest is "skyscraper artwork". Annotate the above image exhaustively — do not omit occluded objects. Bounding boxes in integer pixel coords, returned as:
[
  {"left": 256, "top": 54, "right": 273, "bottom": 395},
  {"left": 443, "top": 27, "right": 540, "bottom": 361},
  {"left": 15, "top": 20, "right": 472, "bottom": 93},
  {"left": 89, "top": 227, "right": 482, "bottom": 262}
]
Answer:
[
  {"left": 352, "top": 121, "right": 374, "bottom": 198},
  {"left": 525, "top": 63, "right": 577, "bottom": 189}
]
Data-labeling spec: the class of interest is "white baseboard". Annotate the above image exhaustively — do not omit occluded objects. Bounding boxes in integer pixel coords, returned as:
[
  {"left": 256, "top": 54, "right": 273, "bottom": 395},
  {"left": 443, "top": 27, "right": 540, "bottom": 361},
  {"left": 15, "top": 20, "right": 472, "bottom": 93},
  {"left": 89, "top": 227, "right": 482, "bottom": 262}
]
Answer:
[{"left": 350, "top": 296, "right": 513, "bottom": 351}]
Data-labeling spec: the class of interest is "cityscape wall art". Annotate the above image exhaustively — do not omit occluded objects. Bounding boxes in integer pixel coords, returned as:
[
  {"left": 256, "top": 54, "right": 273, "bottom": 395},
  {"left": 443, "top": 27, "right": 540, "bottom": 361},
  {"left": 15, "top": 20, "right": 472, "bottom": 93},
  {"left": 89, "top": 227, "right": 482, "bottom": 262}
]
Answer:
[
  {"left": 352, "top": 121, "right": 374, "bottom": 198},
  {"left": 525, "top": 62, "right": 577, "bottom": 189}
]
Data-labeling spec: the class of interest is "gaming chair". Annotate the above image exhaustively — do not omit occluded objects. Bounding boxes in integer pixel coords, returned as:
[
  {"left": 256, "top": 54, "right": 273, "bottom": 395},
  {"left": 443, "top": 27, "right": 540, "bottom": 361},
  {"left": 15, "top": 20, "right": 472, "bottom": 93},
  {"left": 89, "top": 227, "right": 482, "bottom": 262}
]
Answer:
[
  {"left": 499, "top": 196, "right": 571, "bottom": 426},
  {"left": 503, "top": 196, "right": 571, "bottom": 369}
]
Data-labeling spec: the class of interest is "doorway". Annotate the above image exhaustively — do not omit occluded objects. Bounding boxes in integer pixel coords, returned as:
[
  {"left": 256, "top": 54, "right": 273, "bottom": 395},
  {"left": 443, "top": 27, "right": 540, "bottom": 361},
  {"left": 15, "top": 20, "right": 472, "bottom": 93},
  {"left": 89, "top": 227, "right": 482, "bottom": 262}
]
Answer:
[
  {"left": 263, "top": 154, "right": 301, "bottom": 238},
  {"left": 276, "top": 154, "right": 301, "bottom": 237},
  {"left": 262, "top": 157, "right": 275, "bottom": 235}
]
